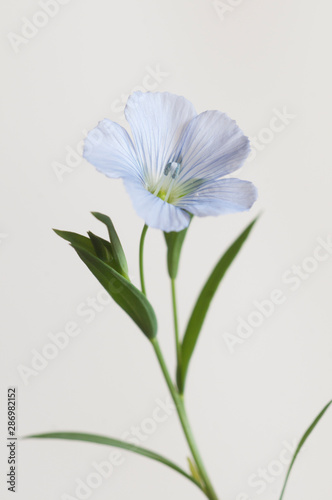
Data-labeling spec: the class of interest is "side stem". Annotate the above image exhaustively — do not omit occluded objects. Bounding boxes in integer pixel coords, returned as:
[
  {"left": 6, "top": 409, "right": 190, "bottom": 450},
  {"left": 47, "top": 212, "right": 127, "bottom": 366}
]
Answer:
[
  {"left": 139, "top": 224, "right": 148, "bottom": 295},
  {"left": 171, "top": 278, "right": 182, "bottom": 372}
]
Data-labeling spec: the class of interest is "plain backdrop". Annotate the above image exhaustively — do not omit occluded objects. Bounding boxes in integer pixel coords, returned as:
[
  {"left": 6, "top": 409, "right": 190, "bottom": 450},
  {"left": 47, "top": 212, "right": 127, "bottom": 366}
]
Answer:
[{"left": 1, "top": 1, "right": 332, "bottom": 499}]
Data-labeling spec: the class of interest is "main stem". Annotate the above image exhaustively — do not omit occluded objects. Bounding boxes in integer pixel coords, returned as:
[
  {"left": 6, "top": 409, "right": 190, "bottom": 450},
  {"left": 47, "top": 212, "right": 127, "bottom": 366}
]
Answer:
[
  {"left": 151, "top": 338, "right": 218, "bottom": 500},
  {"left": 139, "top": 224, "right": 218, "bottom": 499}
]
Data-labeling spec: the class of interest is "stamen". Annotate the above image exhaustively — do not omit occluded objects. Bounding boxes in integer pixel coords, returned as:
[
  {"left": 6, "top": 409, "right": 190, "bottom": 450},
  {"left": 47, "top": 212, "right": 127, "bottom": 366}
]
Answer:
[
  {"left": 171, "top": 164, "right": 181, "bottom": 179},
  {"left": 164, "top": 162, "right": 182, "bottom": 203},
  {"left": 164, "top": 163, "right": 172, "bottom": 176},
  {"left": 152, "top": 162, "right": 182, "bottom": 200},
  {"left": 152, "top": 178, "right": 164, "bottom": 196}
]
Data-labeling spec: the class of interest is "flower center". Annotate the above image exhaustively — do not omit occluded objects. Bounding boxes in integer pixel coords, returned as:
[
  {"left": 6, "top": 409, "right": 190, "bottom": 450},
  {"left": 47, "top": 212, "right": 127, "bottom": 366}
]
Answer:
[{"left": 152, "top": 162, "right": 182, "bottom": 203}]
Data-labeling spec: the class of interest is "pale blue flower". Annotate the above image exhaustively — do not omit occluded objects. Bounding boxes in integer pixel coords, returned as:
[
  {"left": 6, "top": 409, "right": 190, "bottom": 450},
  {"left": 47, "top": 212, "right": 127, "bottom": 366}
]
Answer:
[{"left": 83, "top": 92, "right": 257, "bottom": 232}]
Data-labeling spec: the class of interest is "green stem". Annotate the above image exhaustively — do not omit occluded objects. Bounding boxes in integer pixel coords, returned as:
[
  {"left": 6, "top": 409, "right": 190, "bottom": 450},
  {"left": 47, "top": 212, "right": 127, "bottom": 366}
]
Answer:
[
  {"left": 151, "top": 338, "right": 219, "bottom": 500},
  {"left": 171, "top": 278, "right": 182, "bottom": 372},
  {"left": 139, "top": 224, "right": 218, "bottom": 499},
  {"left": 139, "top": 224, "right": 148, "bottom": 295}
]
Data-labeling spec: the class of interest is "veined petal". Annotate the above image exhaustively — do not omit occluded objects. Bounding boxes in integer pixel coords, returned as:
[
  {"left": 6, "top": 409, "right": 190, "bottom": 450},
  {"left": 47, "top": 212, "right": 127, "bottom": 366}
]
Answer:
[
  {"left": 175, "top": 111, "right": 250, "bottom": 183},
  {"left": 124, "top": 179, "right": 191, "bottom": 232},
  {"left": 124, "top": 92, "right": 197, "bottom": 184},
  {"left": 177, "top": 178, "right": 257, "bottom": 216},
  {"left": 83, "top": 119, "right": 142, "bottom": 181}
]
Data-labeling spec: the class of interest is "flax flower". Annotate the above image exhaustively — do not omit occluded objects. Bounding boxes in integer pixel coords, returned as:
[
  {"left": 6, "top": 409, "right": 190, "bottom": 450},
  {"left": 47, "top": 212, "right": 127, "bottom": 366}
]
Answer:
[{"left": 84, "top": 92, "right": 257, "bottom": 232}]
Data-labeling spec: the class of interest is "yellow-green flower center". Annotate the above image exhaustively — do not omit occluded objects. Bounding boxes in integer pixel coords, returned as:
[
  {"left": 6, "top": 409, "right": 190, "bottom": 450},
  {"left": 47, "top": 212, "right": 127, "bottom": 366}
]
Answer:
[{"left": 151, "top": 162, "right": 182, "bottom": 204}]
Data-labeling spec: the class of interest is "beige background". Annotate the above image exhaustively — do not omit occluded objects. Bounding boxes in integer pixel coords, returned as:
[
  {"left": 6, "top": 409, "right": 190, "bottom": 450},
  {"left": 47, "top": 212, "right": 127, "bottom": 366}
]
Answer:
[{"left": 1, "top": 0, "right": 332, "bottom": 499}]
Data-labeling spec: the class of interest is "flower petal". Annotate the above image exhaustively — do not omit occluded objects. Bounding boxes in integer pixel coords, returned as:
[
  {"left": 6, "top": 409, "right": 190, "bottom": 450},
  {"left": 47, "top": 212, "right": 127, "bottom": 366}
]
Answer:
[
  {"left": 124, "top": 92, "right": 197, "bottom": 184},
  {"left": 175, "top": 111, "right": 250, "bottom": 183},
  {"left": 83, "top": 119, "right": 141, "bottom": 181},
  {"left": 124, "top": 179, "right": 191, "bottom": 232},
  {"left": 177, "top": 178, "right": 257, "bottom": 216}
]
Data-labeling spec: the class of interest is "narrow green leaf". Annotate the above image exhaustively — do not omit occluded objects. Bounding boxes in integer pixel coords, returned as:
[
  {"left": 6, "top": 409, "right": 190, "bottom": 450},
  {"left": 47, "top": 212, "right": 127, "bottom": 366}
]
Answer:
[
  {"left": 73, "top": 245, "right": 157, "bottom": 339},
  {"left": 279, "top": 400, "right": 332, "bottom": 500},
  {"left": 25, "top": 432, "right": 202, "bottom": 490},
  {"left": 164, "top": 218, "right": 191, "bottom": 279},
  {"left": 92, "top": 212, "right": 128, "bottom": 277},
  {"left": 53, "top": 230, "right": 96, "bottom": 255},
  {"left": 88, "top": 231, "right": 114, "bottom": 266},
  {"left": 179, "top": 217, "right": 258, "bottom": 392}
]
